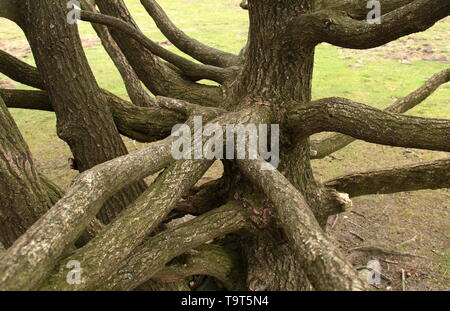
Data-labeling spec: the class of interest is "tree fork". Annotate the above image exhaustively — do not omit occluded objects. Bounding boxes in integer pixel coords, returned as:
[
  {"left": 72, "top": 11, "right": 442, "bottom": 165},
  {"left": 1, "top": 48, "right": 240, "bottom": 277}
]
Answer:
[{"left": 19, "top": 0, "right": 148, "bottom": 223}]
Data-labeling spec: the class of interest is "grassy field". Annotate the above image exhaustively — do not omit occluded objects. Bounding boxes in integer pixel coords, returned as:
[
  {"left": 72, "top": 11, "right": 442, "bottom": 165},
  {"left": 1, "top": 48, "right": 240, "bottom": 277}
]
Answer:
[{"left": 0, "top": 0, "right": 449, "bottom": 290}]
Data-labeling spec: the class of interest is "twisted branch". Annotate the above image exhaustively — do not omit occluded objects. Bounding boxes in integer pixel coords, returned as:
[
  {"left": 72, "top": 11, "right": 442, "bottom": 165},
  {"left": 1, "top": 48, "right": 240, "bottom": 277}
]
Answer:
[
  {"left": 325, "top": 158, "right": 450, "bottom": 198},
  {"left": 79, "top": 10, "right": 232, "bottom": 84},
  {"left": 288, "top": 0, "right": 450, "bottom": 49},
  {"left": 286, "top": 97, "right": 450, "bottom": 152},
  {"left": 311, "top": 68, "right": 450, "bottom": 159},
  {"left": 140, "top": 0, "right": 239, "bottom": 68}
]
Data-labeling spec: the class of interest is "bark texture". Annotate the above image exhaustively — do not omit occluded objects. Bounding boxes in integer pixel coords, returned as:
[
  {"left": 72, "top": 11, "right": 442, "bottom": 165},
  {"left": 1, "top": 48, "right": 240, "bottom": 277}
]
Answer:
[
  {"left": 0, "top": 0, "right": 448, "bottom": 292},
  {"left": 20, "top": 0, "right": 147, "bottom": 223},
  {"left": 0, "top": 96, "right": 52, "bottom": 248}
]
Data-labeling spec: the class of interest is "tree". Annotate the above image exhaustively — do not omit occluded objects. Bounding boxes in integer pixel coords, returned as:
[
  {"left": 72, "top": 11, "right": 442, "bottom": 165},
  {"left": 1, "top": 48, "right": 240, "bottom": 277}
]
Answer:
[{"left": 0, "top": 0, "right": 448, "bottom": 291}]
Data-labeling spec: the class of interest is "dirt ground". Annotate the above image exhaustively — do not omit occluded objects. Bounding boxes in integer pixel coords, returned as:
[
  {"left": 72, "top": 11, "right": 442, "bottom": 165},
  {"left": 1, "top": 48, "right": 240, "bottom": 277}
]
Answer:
[{"left": 317, "top": 17, "right": 450, "bottom": 291}]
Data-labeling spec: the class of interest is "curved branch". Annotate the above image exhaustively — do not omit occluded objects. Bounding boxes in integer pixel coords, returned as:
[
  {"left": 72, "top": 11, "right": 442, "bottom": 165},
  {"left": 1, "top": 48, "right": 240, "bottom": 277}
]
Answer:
[
  {"left": 311, "top": 68, "right": 450, "bottom": 159},
  {"left": 237, "top": 158, "right": 366, "bottom": 290},
  {"left": 288, "top": 0, "right": 450, "bottom": 49},
  {"left": 140, "top": 0, "right": 239, "bottom": 68},
  {"left": 1, "top": 88, "right": 188, "bottom": 142},
  {"left": 175, "top": 162, "right": 239, "bottom": 215},
  {"left": 152, "top": 243, "right": 246, "bottom": 291},
  {"left": 0, "top": 136, "right": 175, "bottom": 290},
  {"left": 79, "top": 10, "right": 232, "bottom": 84},
  {"left": 40, "top": 160, "right": 213, "bottom": 290},
  {"left": 0, "top": 49, "right": 45, "bottom": 90},
  {"left": 286, "top": 97, "right": 450, "bottom": 152},
  {"left": 314, "top": 0, "right": 415, "bottom": 19},
  {"left": 94, "top": 0, "right": 223, "bottom": 107},
  {"left": 325, "top": 158, "right": 450, "bottom": 198},
  {"left": 99, "top": 201, "right": 251, "bottom": 290},
  {"left": 79, "top": 0, "right": 154, "bottom": 107}
]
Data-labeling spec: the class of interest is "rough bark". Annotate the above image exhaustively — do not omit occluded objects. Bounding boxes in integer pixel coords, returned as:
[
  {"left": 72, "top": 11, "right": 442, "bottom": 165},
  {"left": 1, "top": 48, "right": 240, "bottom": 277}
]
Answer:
[
  {"left": 325, "top": 158, "right": 450, "bottom": 198},
  {"left": 0, "top": 96, "right": 52, "bottom": 248},
  {"left": 311, "top": 68, "right": 450, "bottom": 159},
  {"left": 18, "top": 0, "right": 151, "bottom": 223},
  {"left": 79, "top": 0, "right": 154, "bottom": 107},
  {"left": 99, "top": 201, "right": 251, "bottom": 290},
  {"left": 286, "top": 97, "right": 450, "bottom": 152},
  {"left": 0, "top": 89, "right": 187, "bottom": 143},
  {"left": 95, "top": 0, "right": 224, "bottom": 107},
  {"left": 0, "top": 136, "right": 175, "bottom": 290},
  {"left": 238, "top": 158, "right": 366, "bottom": 291},
  {"left": 287, "top": 0, "right": 450, "bottom": 49},
  {"left": 41, "top": 160, "right": 213, "bottom": 290},
  {"left": 0, "top": 0, "right": 448, "bottom": 292}
]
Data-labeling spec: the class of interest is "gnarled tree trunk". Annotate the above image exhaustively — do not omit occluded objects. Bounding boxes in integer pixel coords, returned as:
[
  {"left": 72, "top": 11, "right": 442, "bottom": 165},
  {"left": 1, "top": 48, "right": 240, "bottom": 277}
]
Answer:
[
  {"left": 0, "top": 96, "right": 52, "bottom": 248},
  {"left": 15, "top": 0, "right": 147, "bottom": 223},
  {"left": 0, "top": 0, "right": 448, "bottom": 291}
]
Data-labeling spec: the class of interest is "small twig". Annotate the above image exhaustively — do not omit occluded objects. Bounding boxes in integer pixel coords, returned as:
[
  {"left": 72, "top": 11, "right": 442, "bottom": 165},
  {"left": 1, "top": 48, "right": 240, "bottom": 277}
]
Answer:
[
  {"left": 380, "top": 258, "right": 399, "bottom": 265},
  {"left": 347, "top": 219, "right": 365, "bottom": 229},
  {"left": 328, "top": 154, "right": 343, "bottom": 161},
  {"left": 349, "top": 231, "right": 365, "bottom": 241},
  {"left": 331, "top": 215, "right": 339, "bottom": 229},
  {"left": 396, "top": 235, "right": 417, "bottom": 248},
  {"left": 351, "top": 210, "right": 366, "bottom": 218}
]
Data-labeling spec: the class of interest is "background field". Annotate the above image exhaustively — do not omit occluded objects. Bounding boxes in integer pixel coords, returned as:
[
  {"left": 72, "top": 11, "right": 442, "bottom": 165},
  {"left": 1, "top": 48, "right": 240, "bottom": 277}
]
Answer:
[{"left": 0, "top": 0, "right": 448, "bottom": 290}]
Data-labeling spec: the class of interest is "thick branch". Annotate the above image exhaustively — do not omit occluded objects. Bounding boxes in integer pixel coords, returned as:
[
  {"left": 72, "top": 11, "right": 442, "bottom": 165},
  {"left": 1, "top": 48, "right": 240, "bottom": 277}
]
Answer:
[
  {"left": 0, "top": 136, "right": 175, "bottom": 290},
  {"left": 140, "top": 0, "right": 238, "bottom": 68},
  {"left": 314, "top": 0, "right": 415, "bottom": 19},
  {"left": 286, "top": 97, "right": 450, "bottom": 152},
  {"left": 325, "top": 158, "right": 450, "bottom": 198},
  {"left": 0, "top": 96, "right": 52, "bottom": 248},
  {"left": 79, "top": 0, "right": 154, "bottom": 107},
  {"left": 311, "top": 68, "right": 450, "bottom": 159},
  {"left": 41, "top": 160, "right": 213, "bottom": 290},
  {"left": 152, "top": 243, "right": 246, "bottom": 291},
  {"left": 0, "top": 49, "right": 45, "bottom": 90},
  {"left": 79, "top": 10, "right": 231, "bottom": 84},
  {"left": 1, "top": 89, "right": 188, "bottom": 142},
  {"left": 99, "top": 201, "right": 251, "bottom": 290},
  {"left": 288, "top": 0, "right": 450, "bottom": 49},
  {"left": 91, "top": 0, "right": 226, "bottom": 106},
  {"left": 237, "top": 158, "right": 366, "bottom": 290}
]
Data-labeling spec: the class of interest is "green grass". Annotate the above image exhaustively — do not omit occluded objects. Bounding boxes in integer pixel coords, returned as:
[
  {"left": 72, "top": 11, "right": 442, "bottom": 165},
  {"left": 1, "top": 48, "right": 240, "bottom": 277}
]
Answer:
[{"left": 0, "top": 0, "right": 448, "bottom": 187}]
